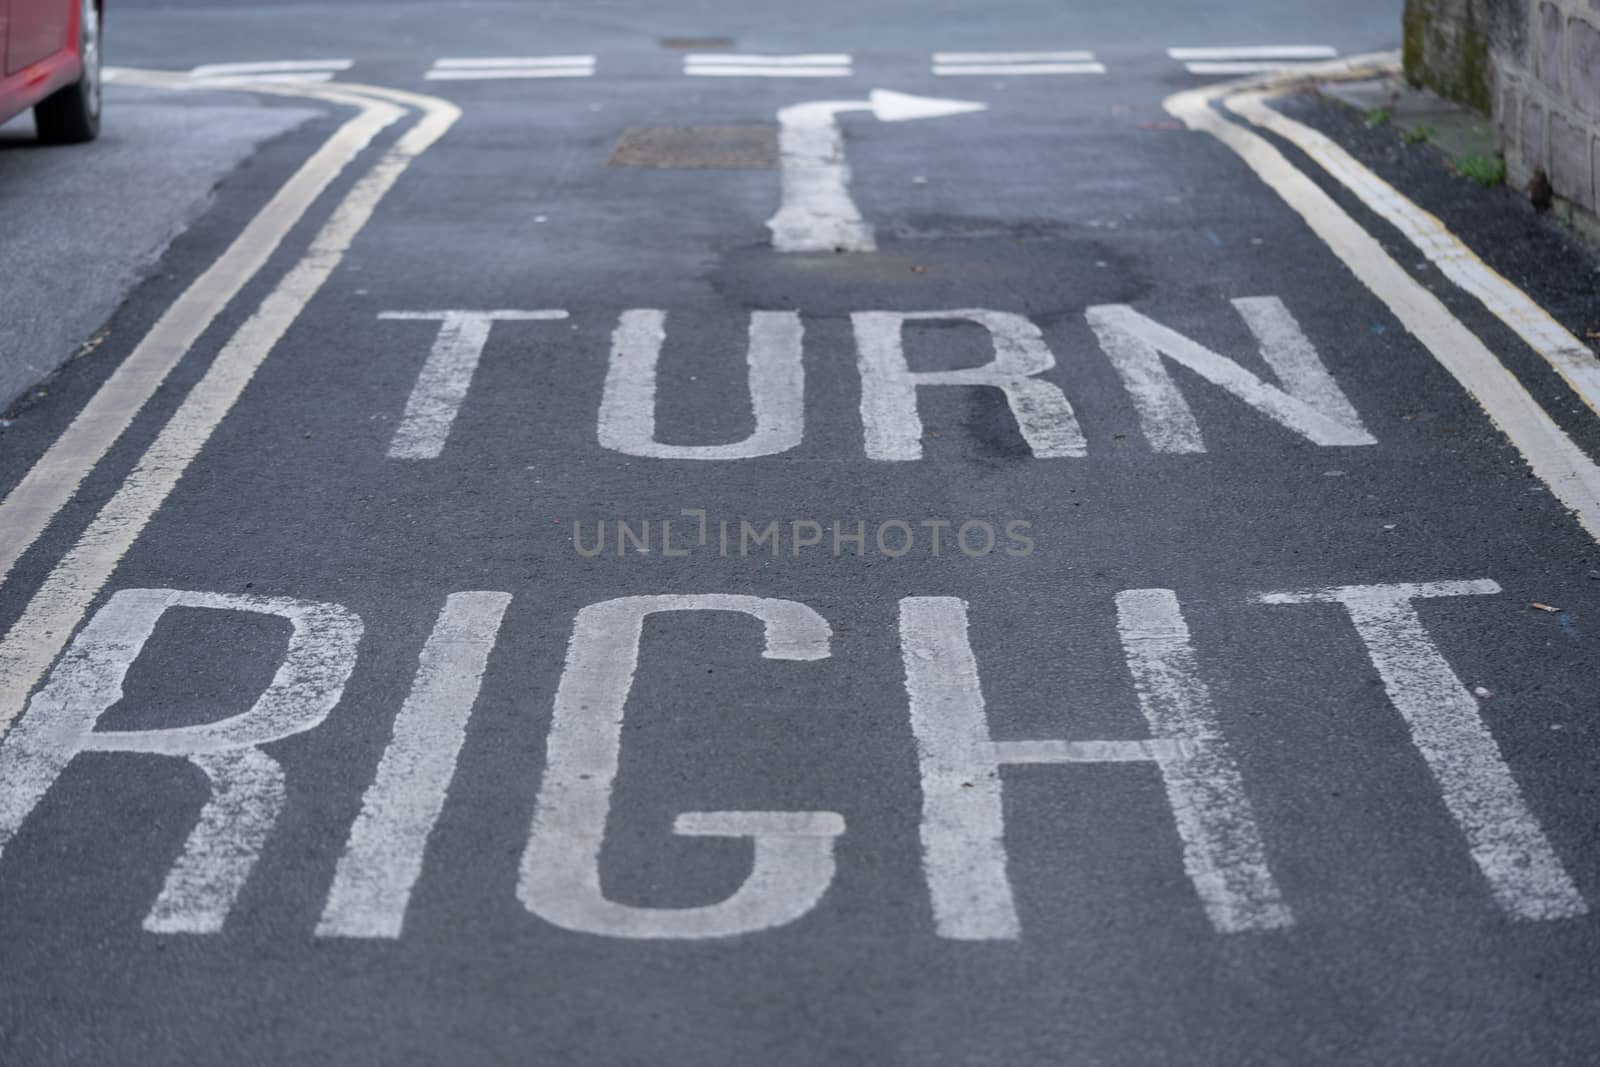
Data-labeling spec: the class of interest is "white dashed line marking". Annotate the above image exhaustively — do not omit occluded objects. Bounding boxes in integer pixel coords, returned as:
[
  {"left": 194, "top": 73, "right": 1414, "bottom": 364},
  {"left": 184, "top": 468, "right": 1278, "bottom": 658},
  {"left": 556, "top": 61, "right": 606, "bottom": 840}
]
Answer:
[
  {"left": 932, "top": 50, "right": 1105, "bottom": 76},
  {"left": 426, "top": 55, "right": 596, "bottom": 80},
  {"left": 188, "top": 59, "right": 352, "bottom": 85},
  {"left": 684, "top": 53, "right": 852, "bottom": 77},
  {"left": 1169, "top": 45, "right": 1338, "bottom": 75}
]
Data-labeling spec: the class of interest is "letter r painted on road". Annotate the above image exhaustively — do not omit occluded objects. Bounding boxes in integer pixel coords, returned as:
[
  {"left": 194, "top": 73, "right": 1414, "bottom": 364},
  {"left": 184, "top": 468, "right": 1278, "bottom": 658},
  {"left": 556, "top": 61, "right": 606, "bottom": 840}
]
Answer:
[
  {"left": 898, "top": 593, "right": 1291, "bottom": 939},
  {"left": 853, "top": 309, "right": 1086, "bottom": 460},
  {"left": 0, "top": 589, "right": 362, "bottom": 934},
  {"left": 520, "top": 594, "right": 844, "bottom": 938}
]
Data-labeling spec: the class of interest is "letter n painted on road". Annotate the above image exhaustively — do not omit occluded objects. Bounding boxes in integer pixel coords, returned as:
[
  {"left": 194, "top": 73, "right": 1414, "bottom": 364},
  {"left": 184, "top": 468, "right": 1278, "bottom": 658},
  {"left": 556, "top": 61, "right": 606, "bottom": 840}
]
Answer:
[
  {"left": 520, "top": 594, "right": 844, "bottom": 938},
  {"left": 898, "top": 593, "right": 1290, "bottom": 939},
  {"left": 1085, "top": 296, "right": 1375, "bottom": 453},
  {"left": 0, "top": 589, "right": 362, "bottom": 934}
]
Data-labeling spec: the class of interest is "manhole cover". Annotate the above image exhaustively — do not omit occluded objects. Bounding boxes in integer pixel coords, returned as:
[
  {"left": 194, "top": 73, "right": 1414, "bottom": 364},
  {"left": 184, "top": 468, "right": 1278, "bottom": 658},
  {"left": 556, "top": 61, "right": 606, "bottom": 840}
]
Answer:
[
  {"left": 659, "top": 36, "right": 735, "bottom": 51},
  {"left": 607, "top": 126, "right": 778, "bottom": 169}
]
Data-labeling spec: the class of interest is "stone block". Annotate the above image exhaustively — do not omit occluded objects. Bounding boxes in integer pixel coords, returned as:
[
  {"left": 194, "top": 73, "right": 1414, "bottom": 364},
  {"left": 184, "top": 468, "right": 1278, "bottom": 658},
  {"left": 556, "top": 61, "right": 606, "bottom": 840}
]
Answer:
[
  {"left": 1523, "top": 97, "right": 1548, "bottom": 168},
  {"left": 1537, "top": 1, "right": 1566, "bottom": 90},
  {"left": 1549, "top": 112, "right": 1595, "bottom": 208},
  {"left": 1569, "top": 16, "right": 1600, "bottom": 117}
]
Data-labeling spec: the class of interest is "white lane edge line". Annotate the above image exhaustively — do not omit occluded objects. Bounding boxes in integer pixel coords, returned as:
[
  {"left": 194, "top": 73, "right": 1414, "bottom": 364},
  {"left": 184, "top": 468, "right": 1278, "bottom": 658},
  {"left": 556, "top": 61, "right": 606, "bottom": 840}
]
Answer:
[
  {"left": 1228, "top": 90, "right": 1600, "bottom": 419},
  {"left": 0, "top": 81, "right": 462, "bottom": 741},
  {"left": 1163, "top": 63, "right": 1600, "bottom": 543}
]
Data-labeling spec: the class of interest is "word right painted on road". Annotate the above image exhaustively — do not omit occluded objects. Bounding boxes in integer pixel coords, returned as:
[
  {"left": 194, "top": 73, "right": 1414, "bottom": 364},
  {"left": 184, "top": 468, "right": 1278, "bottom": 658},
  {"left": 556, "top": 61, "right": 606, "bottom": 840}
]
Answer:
[
  {"left": 380, "top": 296, "right": 1376, "bottom": 461},
  {"left": 0, "top": 577, "right": 1580, "bottom": 941}
]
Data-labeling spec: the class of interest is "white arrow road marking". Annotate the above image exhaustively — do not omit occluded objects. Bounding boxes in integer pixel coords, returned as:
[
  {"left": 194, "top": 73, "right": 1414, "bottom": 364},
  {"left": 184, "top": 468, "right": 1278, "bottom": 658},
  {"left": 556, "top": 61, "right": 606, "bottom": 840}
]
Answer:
[{"left": 767, "top": 89, "right": 986, "bottom": 253}]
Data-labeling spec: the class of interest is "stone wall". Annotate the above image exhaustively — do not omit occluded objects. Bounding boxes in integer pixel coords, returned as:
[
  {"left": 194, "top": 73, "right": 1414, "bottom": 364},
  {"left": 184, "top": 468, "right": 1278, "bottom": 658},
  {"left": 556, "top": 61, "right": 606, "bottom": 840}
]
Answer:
[{"left": 1405, "top": 0, "right": 1598, "bottom": 220}]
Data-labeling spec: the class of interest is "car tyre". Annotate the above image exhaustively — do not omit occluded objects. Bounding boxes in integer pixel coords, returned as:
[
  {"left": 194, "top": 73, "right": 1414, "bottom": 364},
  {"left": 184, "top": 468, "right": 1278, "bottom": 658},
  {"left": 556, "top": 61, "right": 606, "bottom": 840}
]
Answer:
[{"left": 34, "top": 0, "right": 101, "bottom": 144}]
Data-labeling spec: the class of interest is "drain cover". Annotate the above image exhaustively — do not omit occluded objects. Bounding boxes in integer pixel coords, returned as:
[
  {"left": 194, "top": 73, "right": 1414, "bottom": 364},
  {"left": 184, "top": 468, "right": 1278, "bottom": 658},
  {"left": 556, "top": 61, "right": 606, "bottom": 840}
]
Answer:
[
  {"left": 659, "top": 36, "right": 735, "bottom": 51},
  {"left": 607, "top": 126, "right": 778, "bottom": 169}
]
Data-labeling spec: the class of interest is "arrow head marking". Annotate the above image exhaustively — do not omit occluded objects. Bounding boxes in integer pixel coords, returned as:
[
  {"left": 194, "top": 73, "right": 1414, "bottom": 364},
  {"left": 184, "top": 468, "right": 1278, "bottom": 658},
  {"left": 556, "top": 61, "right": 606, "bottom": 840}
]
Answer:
[{"left": 869, "top": 89, "right": 987, "bottom": 122}]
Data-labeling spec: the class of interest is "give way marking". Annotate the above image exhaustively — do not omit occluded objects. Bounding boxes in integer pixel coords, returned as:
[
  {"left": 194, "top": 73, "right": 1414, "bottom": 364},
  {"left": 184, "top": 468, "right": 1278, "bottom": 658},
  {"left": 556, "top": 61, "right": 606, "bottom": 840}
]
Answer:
[{"left": 767, "top": 89, "right": 985, "bottom": 253}]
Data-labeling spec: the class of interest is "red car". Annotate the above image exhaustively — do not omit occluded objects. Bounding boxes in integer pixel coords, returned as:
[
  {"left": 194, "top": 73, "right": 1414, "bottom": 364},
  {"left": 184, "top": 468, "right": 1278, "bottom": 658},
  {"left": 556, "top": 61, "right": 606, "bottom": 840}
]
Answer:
[{"left": 0, "top": 0, "right": 101, "bottom": 142}]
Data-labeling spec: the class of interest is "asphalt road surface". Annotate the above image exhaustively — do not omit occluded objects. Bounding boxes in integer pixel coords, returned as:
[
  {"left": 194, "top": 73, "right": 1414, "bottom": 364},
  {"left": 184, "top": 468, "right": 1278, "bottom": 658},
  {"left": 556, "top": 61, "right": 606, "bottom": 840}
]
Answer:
[{"left": 3, "top": 1, "right": 1599, "bottom": 1064}]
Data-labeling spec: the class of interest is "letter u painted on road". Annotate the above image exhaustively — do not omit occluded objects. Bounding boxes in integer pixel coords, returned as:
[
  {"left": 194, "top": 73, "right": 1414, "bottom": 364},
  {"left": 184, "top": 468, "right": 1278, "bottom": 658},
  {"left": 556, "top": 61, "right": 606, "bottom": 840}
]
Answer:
[
  {"left": 599, "top": 310, "right": 806, "bottom": 459},
  {"left": 518, "top": 594, "right": 845, "bottom": 938}
]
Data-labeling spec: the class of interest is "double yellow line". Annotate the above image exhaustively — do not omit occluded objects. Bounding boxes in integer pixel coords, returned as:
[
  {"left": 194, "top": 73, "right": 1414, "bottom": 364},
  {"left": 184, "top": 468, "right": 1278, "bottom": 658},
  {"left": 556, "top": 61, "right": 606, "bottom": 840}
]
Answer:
[
  {"left": 0, "top": 71, "right": 460, "bottom": 738},
  {"left": 1167, "top": 54, "right": 1600, "bottom": 542}
]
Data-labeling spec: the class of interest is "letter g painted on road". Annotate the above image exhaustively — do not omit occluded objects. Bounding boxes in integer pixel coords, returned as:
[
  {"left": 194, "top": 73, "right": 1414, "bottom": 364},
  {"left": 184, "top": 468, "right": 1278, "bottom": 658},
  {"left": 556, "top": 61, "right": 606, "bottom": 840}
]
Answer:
[{"left": 519, "top": 594, "right": 845, "bottom": 938}]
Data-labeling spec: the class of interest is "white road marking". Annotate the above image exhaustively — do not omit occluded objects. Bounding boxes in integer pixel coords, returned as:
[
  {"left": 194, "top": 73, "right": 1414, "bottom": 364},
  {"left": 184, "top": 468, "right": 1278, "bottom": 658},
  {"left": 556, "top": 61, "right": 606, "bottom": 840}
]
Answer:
[
  {"left": 767, "top": 90, "right": 985, "bottom": 253},
  {"left": 520, "top": 595, "right": 843, "bottom": 939},
  {"left": 0, "top": 589, "right": 362, "bottom": 934},
  {"left": 685, "top": 53, "right": 852, "bottom": 77},
  {"left": 933, "top": 50, "right": 1096, "bottom": 63},
  {"left": 0, "top": 77, "right": 398, "bottom": 610},
  {"left": 1169, "top": 46, "right": 1338, "bottom": 76},
  {"left": 1169, "top": 46, "right": 1338, "bottom": 60},
  {"left": 191, "top": 72, "right": 339, "bottom": 86},
  {"left": 318, "top": 593, "right": 512, "bottom": 939},
  {"left": 933, "top": 62, "right": 1106, "bottom": 76},
  {"left": 599, "top": 310, "right": 805, "bottom": 459},
  {"left": 853, "top": 309, "right": 1084, "bottom": 459},
  {"left": 382, "top": 310, "right": 569, "bottom": 460},
  {"left": 1166, "top": 82, "right": 1600, "bottom": 541},
  {"left": 188, "top": 59, "right": 352, "bottom": 87},
  {"left": 1256, "top": 581, "right": 1586, "bottom": 921},
  {"left": 1230, "top": 92, "right": 1600, "bottom": 419},
  {"left": 426, "top": 55, "right": 595, "bottom": 81},
  {"left": 1086, "top": 296, "right": 1376, "bottom": 452},
  {"left": 932, "top": 51, "right": 1104, "bottom": 76},
  {"left": 190, "top": 59, "right": 354, "bottom": 76},
  {"left": 0, "top": 83, "right": 460, "bottom": 744},
  {"left": 898, "top": 595, "right": 1290, "bottom": 941}
]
